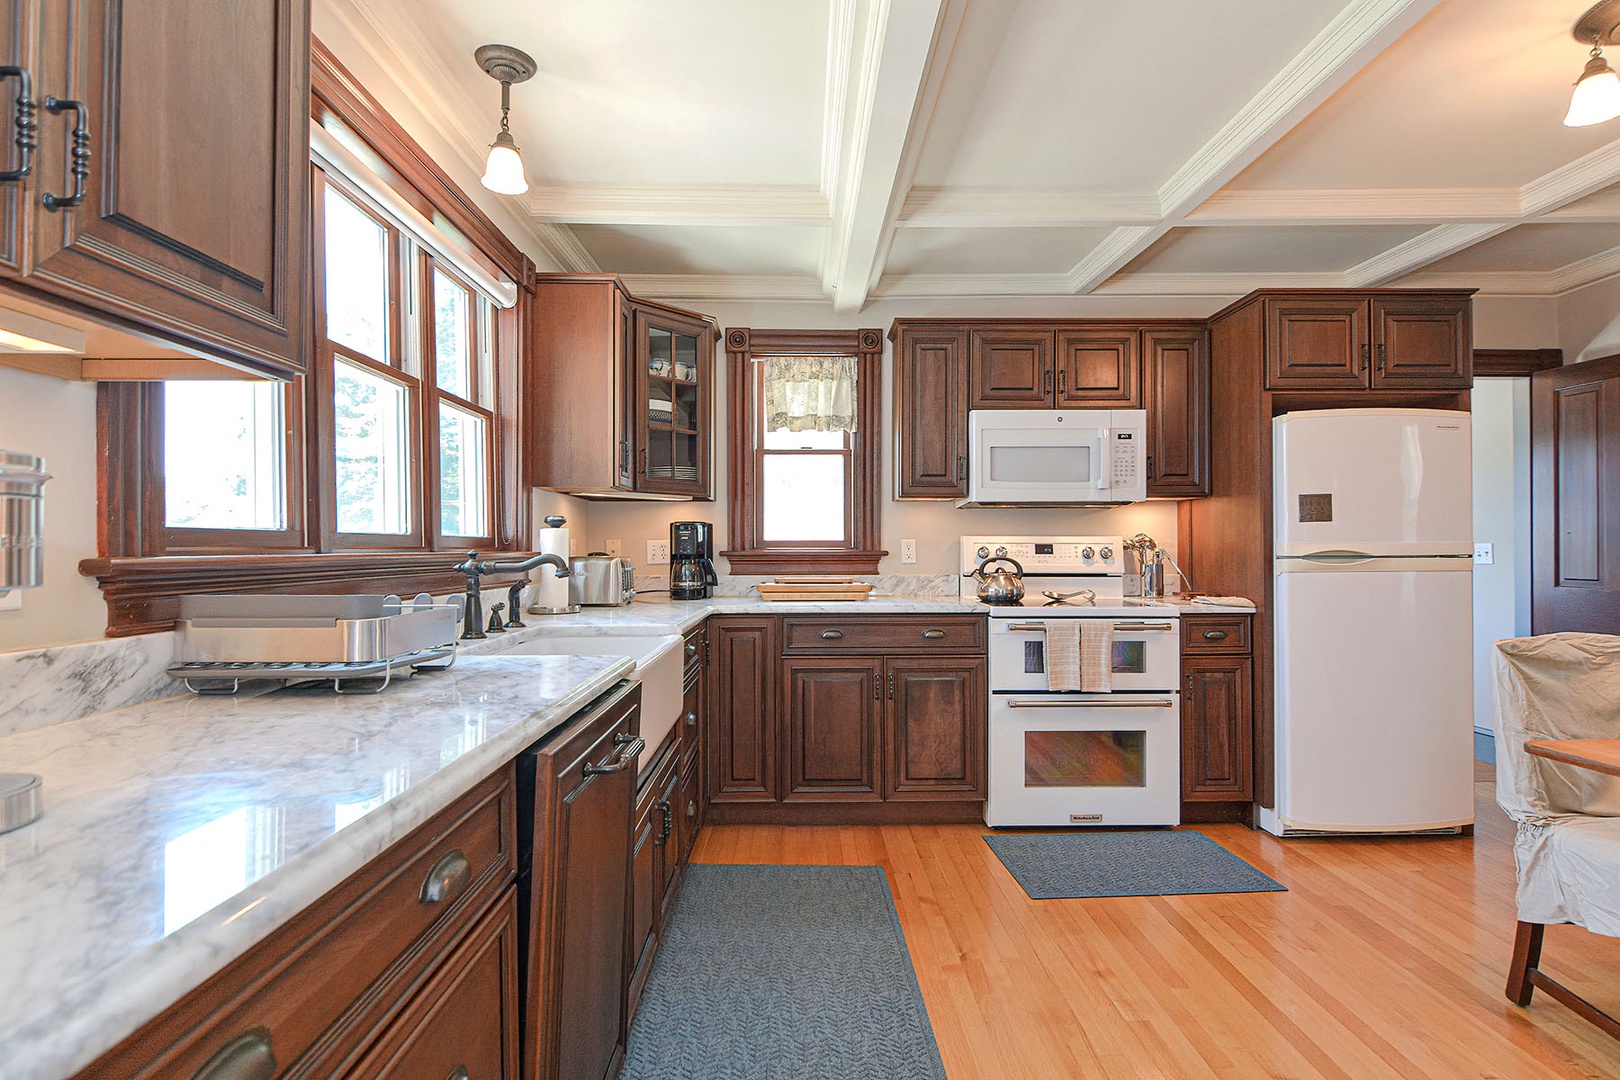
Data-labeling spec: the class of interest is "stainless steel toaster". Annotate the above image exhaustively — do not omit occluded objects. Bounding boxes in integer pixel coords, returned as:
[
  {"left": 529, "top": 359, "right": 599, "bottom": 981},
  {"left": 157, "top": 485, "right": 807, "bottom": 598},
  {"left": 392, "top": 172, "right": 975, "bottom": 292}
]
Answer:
[{"left": 569, "top": 554, "right": 636, "bottom": 606}]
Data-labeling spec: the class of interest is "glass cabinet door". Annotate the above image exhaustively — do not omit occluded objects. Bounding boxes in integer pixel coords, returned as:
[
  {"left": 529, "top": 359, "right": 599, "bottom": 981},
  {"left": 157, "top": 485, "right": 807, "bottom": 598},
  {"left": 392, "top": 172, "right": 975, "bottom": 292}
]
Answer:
[{"left": 633, "top": 308, "right": 711, "bottom": 497}]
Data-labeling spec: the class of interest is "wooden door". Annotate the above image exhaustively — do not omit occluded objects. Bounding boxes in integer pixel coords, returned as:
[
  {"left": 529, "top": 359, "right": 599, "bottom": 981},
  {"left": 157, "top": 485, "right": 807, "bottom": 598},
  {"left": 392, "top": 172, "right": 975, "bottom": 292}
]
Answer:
[
  {"left": 1181, "top": 657, "right": 1254, "bottom": 800},
  {"left": 1370, "top": 295, "right": 1472, "bottom": 389},
  {"left": 707, "top": 617, "right": 780, "bottom": 803},
  {"left": 885, "top": 657, "right": 986, "bottom": 799},
  {"left": 783, "top": 658, "right": 882, "bottom": 801},
  {"left": 1142, "top": 327, "right": 1209, "bottom": 497},
  {"left": 1055, "top": 328, "right": 1138, "bottom": 406},
  {"left": 1532, "top": 355, "right": 1620, "bottom": 633},
  {"left": 0, "top": 0, "right": 31, "bottom": 278},
  {"left": 968, "top": 328, "right": 1054, "bottom": 407},
  {"left": 1264, "top": 299, "right": 1369, "bottom": 390},
  {"left": 28, "top": 0, "right": 308, "bottom": 376},
  {"left": 632, "top": 306, "right": 711, "bottom": 497},
  {"left": 894, "top": 326, "right": 969, "bottom": 498}
]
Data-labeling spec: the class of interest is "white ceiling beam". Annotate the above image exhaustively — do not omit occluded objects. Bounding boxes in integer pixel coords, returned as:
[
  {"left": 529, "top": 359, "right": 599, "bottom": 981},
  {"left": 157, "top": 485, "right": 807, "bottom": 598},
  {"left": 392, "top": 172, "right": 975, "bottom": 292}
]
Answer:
[
  {"left": 619, "top": 274, "right": 828, "bottom": 303},
  {"left": 1064, "top": 0, "right": 1445, "bottom": 294},
  {"left": 898, "top": 188, "right": 1160, "bottom": 229},
  {"left": 1344, "top": 223, "right": 1511, "bottom": 286},
  {"left": 1185, "top": 188, "right": 1521, "bottom": 226},
  {"left": 820, "top": 0, "right": 968, "bottom": 313},
  {"left": 524, "top": 186, "right": 829, "bottom": 227}
]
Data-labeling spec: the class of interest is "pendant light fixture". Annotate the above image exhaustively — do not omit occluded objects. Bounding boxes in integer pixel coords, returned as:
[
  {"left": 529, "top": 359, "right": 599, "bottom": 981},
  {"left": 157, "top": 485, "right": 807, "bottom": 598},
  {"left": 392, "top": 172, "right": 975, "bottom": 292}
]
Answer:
[
  {"left": 475, "top": 44, "right": 536, "bottom": 195},
  {"left": 1566, "top": 2, "right": 1620, "bottom": 127}
]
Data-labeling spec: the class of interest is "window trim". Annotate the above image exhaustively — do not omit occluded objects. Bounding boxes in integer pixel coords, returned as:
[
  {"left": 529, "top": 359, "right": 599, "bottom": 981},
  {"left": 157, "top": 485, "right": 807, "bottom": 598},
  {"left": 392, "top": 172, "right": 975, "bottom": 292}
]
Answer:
[
  {"left": 722, "top": 327, "right": 885, "bottom": 575},
  {"left": 79, "top": 42, "right": 533, "bottom": 636}
]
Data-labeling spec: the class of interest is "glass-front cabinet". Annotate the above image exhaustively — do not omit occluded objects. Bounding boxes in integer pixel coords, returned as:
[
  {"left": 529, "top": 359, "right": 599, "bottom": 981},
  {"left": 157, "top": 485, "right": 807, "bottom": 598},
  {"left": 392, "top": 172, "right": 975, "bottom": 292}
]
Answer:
[{"left": 633, "top": 305, "right": 713, "bottom": 497}]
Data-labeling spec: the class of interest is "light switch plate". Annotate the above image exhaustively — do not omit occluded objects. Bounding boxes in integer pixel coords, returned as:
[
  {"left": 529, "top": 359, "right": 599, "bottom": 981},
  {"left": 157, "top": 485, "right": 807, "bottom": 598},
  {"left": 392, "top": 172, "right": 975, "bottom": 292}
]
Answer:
[
  {"left": 1474, "top": 543, "right": 1494, "bottom": 565},
  {"left": 604, "top": 538, "right": 621, "bottom": 557},
  {"left": 647, "top": 540, "right": 670, "bottom": 565},
  {"left": 900, "top": 539, "right": 917, "bottom": 564}
]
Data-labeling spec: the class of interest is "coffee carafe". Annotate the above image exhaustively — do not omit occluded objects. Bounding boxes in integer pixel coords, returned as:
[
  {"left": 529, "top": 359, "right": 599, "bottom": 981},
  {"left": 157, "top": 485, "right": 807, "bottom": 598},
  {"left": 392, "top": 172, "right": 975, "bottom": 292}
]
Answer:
[{"left": 670, "top": 521, "right": 717, "bottom": 600}]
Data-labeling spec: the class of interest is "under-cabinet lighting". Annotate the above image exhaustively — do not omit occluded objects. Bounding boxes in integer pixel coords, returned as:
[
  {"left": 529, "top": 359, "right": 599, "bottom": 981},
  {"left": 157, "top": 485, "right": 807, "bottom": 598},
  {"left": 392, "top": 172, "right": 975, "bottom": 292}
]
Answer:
[{"left": 0, "top": 309, "right": 85, "bottom": 354}]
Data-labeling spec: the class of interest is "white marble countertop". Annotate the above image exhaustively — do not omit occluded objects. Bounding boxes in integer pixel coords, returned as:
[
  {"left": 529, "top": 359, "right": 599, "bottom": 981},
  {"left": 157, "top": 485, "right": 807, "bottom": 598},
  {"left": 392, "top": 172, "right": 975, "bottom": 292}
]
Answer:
[{"left": 0, "top": 652, "right": 634, "bottom": 1080}]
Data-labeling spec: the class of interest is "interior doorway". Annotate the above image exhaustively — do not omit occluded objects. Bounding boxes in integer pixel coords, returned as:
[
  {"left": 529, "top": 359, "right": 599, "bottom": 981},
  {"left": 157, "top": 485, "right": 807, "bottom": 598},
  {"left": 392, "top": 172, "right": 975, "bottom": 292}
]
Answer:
[{"left": 1470, "top": 378, "right": 1532, "bottom": 764}]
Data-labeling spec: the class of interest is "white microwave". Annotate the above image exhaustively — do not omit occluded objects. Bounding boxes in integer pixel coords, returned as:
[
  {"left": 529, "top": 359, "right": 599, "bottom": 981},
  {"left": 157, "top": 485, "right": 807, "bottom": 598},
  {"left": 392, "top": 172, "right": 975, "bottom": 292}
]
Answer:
[{"left": 963, "top": 409, "right": 1147, "bottom": 506}]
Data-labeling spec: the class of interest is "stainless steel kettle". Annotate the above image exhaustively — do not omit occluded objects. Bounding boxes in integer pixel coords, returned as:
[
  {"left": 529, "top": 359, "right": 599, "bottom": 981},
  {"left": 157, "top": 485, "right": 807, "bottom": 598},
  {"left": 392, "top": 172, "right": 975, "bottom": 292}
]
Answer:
[{"left": 963, "top": 556, "right": 1025, "bottom": 605}]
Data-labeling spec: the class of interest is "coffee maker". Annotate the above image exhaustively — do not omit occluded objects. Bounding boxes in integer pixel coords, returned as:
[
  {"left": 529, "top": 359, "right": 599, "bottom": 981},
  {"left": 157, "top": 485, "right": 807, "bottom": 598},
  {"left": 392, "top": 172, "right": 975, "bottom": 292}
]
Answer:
[{"left": 670, "top": 521, "right": 717, "bottom": 600}]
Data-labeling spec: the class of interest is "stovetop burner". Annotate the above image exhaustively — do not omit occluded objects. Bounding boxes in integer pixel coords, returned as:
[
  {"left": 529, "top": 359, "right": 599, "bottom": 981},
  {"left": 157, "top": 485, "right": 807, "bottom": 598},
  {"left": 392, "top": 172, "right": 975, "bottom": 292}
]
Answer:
[{"left": 962, "top": 535, "right": 1180, "bottom": 618}]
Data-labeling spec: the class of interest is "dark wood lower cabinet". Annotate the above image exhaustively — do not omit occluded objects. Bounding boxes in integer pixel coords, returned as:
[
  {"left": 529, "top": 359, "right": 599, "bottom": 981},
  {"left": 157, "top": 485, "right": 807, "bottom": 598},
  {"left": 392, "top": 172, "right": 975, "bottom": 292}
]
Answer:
[
  {"left": 887, "top": 656, "right": 985, "bottom": 800},
  {"left": 1180, "top": 614, "right": 1255, "bottom": 811},
  {"left": 784, "top": 658, "right": 883, "bottom": 801},
  {"left": 708, "top": 616, "right": 780, "bottom": 804}
]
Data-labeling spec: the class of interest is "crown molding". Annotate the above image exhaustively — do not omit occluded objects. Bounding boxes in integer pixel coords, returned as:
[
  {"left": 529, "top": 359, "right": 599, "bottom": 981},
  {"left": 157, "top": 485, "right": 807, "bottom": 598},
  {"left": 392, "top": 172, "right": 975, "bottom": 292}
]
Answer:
[
  {"left": 619, "top": 274, "right": 827, "bottom": 302},
  {"left": 1520, "top": 136, "right": 1620, "bottom": 217},
  {"left": 523, "top": 185, "right": 829, "bottom": 226},
  {"left": 1093, "top": 271, "right": 1346, "bottom": 295},
  {"left": 1186, "top": 187, "right": 1521, "bottom": 225},
  {"left": 1549, "top": 244, "right": 1620, "bottom": 294},
  {"left": 1345, "top": 222, "right": 1509, "bottom": 287},
  {"left": 898, "top": 188, "right": 1161, "bottom": 228}
]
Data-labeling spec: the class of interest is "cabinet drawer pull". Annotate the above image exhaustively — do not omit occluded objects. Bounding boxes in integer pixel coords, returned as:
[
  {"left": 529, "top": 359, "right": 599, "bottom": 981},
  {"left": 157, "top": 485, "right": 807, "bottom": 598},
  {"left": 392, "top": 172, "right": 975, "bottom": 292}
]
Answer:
[
  {"left": 820, "top": 629, "right": 843, "bottom": 640},
  {"left": 584, "top": 735, "right": 645, "bottom": 776},
  {"left": 888, "top": 671, "right": 895, "bottom": 699},
  {"left": 921, "top": 628, "right": 946, "bottom": 639},
  {"left": 687, "top": 799, "right": 697, "bottom": 819},
  {"left": 1057, "top": 368, "right": 1067, "bottom": 395},
  {"left": 686, "top": 641, "right": 699, "bottom": 657},
  {"left": 1358, "top": 343, "right": 1369, "bottom": 374},
  {"left": 448, "top": 1068, "right": 471, "bottom": 1080},
  {"left": 1376, "top": 343, "right": 1387, "bottom": 375},
  {"left": 1042, "top": 369, "right": 1054, "bottom": 395},
  {"left": 1201, "top": 629, "right": 1228, "bottom": 641},
  {"left": 0, "top": 66, "right": 36, "bottom": 182},
  {"left": 956, "top": 454, "right": 966, "bottom": 483},
  {"left": 191, "top": 1028, "right": 277, "bottom": 1080},
  {"left": 685, "top": 709, "right": 697, "bottom": 727},
  {"left": 40, "top": 95, "right": 89, "bottom": 211},
  {"left": 661, "top": 802, "right": 673, "bottom": 843},
  {"left": 420, "top": 849, "right": 472, "bottom": 906}
]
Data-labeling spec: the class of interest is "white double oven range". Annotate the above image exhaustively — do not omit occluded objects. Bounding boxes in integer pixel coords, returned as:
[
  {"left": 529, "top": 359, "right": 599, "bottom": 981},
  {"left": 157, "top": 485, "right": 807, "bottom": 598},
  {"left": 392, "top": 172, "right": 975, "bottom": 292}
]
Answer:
[{"left": 962, "top": 536, "right": 1182, "bottom": 828}]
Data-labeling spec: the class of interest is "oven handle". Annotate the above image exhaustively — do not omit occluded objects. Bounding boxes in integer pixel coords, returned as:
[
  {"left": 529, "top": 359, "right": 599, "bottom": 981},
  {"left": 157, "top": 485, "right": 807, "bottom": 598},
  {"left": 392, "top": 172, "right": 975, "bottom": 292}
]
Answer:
[
  {"left": 1004, "top": 621, "right": 1176, "bottom": 633},
  {"left": 1005, "top": 698, "right": 1175, "bottom": 709}
]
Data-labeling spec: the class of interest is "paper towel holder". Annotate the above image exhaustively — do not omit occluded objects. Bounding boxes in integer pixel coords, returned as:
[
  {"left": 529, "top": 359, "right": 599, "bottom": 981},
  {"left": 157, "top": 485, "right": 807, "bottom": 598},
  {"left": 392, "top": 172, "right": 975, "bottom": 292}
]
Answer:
[{"left": 529, "top": 514, "right": 581, "bottom": 615}]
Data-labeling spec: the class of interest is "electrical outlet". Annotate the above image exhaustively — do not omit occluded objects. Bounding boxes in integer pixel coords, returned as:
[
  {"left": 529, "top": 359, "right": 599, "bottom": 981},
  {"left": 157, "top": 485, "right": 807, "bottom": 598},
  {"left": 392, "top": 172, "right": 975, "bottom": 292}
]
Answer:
[
  {"left": 900, "top": 539, "right": 917, "bottom": 564},
  {"left": 648, "top": 540, "right": 670, "bottom": 565},
  {"left": 1474, "top": 542, "right": 1494, "bottom": 565},
  {"left": 604, "top": 538, "right": 621, "bottom": 557},
  {"left": 0, "top": 589, "right": 19, "bottom": 612}
]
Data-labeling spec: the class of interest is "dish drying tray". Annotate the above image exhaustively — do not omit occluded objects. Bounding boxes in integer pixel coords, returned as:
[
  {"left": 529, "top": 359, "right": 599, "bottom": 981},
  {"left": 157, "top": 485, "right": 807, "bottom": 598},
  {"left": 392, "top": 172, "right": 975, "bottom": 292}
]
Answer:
[
  {"left": 169, "top": 593, "right": 460, "bottom": 695},
  {"left": 754, "top": 578, "right": 874, "bottom": 602}
]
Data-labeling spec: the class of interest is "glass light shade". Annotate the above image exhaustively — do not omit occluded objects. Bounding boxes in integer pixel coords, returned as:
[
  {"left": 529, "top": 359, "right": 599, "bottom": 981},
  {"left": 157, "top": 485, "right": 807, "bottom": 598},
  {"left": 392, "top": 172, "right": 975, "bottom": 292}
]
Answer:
[
  {"left": 1565, "top": 53, "right": 1620, "bottom": 127},
  {"left": 480, "top": 133, "right": 529, "bottom": 195}
]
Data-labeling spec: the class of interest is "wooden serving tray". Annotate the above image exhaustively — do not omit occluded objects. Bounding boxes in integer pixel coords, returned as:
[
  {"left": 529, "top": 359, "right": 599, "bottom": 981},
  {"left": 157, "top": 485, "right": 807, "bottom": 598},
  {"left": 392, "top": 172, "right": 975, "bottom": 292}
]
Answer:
[{"left": 755, "top": 579, "right": 875, "bottom": 601}]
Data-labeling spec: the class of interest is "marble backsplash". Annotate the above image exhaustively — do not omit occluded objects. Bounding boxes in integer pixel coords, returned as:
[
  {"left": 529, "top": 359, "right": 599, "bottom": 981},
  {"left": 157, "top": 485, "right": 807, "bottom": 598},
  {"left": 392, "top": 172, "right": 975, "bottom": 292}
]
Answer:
[{"left": 635, "top": 573, "right": 959, "bottom": 598}]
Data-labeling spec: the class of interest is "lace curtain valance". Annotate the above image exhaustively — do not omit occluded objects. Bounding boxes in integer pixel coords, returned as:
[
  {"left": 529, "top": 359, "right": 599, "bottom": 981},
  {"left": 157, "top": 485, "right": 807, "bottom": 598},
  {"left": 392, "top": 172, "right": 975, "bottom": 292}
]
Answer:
[{"left": 762, "top": 355, "right": 858, "bottom": 433}]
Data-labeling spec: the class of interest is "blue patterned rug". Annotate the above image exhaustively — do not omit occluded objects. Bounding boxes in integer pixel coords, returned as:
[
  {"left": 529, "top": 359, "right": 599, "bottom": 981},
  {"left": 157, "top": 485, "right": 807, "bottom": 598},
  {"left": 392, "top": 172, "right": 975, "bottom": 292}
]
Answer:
[
  {"left": 984, "top": 831, "right": 1286, "bottom": 899},
  {"left": 620, "top": 864, "right": 947, "bottom": 1080}
]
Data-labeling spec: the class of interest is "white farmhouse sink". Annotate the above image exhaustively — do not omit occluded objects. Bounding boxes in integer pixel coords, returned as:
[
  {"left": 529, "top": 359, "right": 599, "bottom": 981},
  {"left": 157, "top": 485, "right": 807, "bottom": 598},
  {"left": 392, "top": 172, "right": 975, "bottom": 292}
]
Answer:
[{"left": 498, "top": 634, "right": 684, "bottom": 775}]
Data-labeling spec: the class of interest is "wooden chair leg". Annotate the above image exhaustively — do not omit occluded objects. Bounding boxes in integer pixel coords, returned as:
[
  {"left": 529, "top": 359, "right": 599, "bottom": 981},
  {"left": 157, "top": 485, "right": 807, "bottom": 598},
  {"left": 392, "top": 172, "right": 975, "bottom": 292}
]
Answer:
[{"left": 1507, "top": 920, "right": 1544, "bottom": 1006}]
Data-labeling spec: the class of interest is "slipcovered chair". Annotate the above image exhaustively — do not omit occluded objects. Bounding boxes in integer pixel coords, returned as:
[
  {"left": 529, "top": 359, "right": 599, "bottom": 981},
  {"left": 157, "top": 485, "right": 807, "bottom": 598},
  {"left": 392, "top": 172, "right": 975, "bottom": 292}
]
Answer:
[{"left": 1492, "top": 633, "right": 1620, "bottom": 1038}]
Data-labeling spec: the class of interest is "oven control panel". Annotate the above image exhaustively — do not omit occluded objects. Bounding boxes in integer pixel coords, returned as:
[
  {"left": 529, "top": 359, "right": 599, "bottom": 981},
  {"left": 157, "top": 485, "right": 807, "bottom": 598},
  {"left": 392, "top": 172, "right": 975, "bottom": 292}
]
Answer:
[{"left": 962, "top": 536, "right": 1124, "bottom": 575}]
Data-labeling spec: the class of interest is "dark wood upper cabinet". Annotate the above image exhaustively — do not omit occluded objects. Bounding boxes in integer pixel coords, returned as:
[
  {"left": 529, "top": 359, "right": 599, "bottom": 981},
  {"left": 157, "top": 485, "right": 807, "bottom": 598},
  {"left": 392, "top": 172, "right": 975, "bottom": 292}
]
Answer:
[
  {"left": 1264, "top": 298, "right": 1369, "bottom": 389},
  {"left": 968, "top": 327, "right": 1054, "bottom": 407},
  {"left": 892, "top": 325, "right": 968, "bottom": 499},
  {"left": 1263, "top": 292, "right": 1472, "bottom": 392},
  {"left": 1055, "top": 328, "right": 1138, "bottom": 407},
  {"left": 1371, "top": 294, "right": 1472, "bottom": 389},
  {"left": 885, "top": 656, "right": 985, "bottom": 800},
  {"left": 783, "top": 658, "right": 882, "bottom": 802},
  {"left": 18, "top": 0, "right": 309, "bottom": 377},
  {"left": 528, "top": 275, "right": 718, "bottom": 500},
  {"left": 0, "top": 0, "right": 27, "bottom": 279},
  {"left": 1143, "top": 326, "right": 1209, "bottom": 498}
]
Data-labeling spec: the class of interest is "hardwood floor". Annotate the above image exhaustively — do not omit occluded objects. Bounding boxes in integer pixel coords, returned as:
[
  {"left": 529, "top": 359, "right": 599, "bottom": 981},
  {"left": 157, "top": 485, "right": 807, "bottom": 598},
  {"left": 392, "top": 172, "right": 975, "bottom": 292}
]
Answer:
[{"left": 689, "top": 767, "right": 1620, "bottom": 1079}]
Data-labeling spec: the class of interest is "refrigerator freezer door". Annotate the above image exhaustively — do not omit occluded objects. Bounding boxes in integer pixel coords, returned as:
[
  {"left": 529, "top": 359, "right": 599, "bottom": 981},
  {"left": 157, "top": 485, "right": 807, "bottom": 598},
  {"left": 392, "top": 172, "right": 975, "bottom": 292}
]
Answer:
[
  {"left": 1270, "top": 564, "right": 1474, "bottom": 833},
  {"left": 1274, "top": 409, "right": 1472, "bottom": 554}
]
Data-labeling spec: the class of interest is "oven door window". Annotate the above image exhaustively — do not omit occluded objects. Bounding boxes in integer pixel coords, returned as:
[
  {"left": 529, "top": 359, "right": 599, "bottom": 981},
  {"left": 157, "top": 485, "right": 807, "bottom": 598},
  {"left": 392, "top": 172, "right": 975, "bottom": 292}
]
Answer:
[
  {"left": 1023, "top": 640, "right": 1148, "bottom": 675},
  {"left": 1024, "top": 730, "right": 1147, "bottom": 787}
]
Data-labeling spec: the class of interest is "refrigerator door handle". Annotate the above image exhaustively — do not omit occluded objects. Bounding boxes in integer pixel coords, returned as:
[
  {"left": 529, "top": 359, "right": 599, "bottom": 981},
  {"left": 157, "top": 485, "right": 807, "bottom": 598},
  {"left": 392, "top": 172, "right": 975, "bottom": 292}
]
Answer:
[{"left": 1285, "top": 550, "right": 1377, "bottom": 564}]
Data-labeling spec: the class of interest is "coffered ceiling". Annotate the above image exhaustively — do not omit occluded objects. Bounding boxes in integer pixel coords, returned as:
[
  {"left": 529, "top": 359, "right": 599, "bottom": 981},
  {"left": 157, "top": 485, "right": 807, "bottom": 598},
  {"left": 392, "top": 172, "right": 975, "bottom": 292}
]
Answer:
[{"left": 314, "top": 0, "right": 1620, "bottom": 311}]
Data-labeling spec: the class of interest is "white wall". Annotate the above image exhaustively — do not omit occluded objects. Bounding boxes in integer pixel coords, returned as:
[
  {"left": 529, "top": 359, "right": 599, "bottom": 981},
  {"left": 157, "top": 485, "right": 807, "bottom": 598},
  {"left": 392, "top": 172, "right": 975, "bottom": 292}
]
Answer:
[
  {"left": 1556, "top": 275, "right": 1620, "bottom": 363},
  {"left": 1470, "top": 379, "right": 1532, "bottom": 737},
  {"left": 0, "top": 367, "right": 108, "bottom": 648}
]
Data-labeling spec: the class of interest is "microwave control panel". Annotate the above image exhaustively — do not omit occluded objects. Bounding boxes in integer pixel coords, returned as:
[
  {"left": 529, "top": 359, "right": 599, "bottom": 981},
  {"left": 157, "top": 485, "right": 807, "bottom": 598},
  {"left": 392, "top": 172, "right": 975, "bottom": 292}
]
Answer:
[{"left": 1111, "top": 430, "right": 1139, "bottom": 489}]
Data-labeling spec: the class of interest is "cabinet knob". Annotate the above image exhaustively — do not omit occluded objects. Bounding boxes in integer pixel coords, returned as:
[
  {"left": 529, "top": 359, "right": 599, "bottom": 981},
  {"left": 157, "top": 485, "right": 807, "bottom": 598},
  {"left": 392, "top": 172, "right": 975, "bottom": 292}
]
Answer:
[
  {"left": 191, "top": 1029, "right": 277, "bottom": 1080},
  {"left": 687, "top": 799, "right": 697, "bottom": 818},
  {"left": 420, "top": 849, "right": 472, "bottom": 907},
  {"left": 1202, "top": 629, "right": 1228, "bottom": 641},
  {"left": 448, "top": 1068, "right": 471, "bottom": 1080},
  {"left": 685, "top": 710, "right": 697, "bottom": 727},
  {"left": 686, "top": 642, "right": 699, "bottom": 656},
  {"left": 921, "top": 628, "right": 946, "bottom": 639},
  {"left": 820, "top": 629, "right": 843, "bottom": 640}
]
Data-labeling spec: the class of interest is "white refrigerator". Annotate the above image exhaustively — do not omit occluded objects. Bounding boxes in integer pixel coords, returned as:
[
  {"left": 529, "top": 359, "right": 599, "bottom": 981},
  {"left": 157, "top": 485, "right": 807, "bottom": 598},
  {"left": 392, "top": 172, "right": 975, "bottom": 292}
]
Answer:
[{"left": 1263, "top": 408, "right": 1475, "bottom": 836}]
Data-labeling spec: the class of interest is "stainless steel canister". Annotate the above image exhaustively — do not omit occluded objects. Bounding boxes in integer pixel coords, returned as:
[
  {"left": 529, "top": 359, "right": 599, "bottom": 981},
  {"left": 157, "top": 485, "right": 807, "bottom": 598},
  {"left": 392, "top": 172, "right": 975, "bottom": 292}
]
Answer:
[{"left": 0, "top": 451, "right": 51, "bottom": 590}]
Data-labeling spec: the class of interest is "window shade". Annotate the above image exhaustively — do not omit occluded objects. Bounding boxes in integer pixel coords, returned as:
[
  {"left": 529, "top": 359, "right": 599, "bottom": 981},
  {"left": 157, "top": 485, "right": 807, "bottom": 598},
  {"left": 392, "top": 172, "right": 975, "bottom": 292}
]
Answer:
[{"left": 763, "top": 355, "right": 858, "bottom": 433}]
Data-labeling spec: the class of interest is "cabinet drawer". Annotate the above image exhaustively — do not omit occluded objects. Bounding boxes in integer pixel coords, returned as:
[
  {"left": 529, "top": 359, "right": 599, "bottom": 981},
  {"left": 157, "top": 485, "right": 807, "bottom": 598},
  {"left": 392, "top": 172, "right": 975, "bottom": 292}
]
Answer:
[
  {"left": 352, "top": 890, "right": 522, "bottom": 1079},
  {"left": 1180, "top": 614, "right": 1252, "bottom": 654},
  {"left": 84, "top": 768, "right": 517, "bottom": 1080},
  {"left": 781, "top": 616, "right": 985, "bottom": 655},
  {"left": 683, "top": 625, "right": 706, "bottom": 678}
]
